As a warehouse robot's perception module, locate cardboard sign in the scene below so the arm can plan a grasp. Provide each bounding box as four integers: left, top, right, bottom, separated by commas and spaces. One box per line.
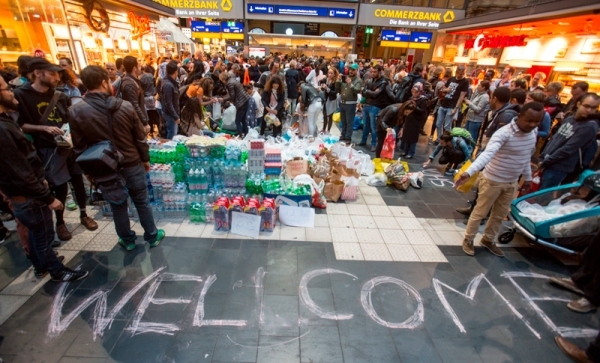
230, 212, 261, 239
286, 159, 309, 178
279, 205, 315, 228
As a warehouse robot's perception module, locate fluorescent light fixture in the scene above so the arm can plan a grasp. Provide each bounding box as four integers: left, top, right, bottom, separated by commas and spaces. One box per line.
510, 59, 533, 68
102, 36, 113, 49
477, 57, 497, 66
453, 56, 470, 64
554, 61, 585, 71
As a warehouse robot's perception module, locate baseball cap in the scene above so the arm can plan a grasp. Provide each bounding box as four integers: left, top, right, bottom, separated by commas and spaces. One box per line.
28, 58, 63, 72
350, 63, 359, 70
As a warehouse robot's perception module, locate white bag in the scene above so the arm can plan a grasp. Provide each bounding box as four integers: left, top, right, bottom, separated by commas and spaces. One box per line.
408, 172, 424, 189
212, 101, 222, 120
367, 172, 387, 187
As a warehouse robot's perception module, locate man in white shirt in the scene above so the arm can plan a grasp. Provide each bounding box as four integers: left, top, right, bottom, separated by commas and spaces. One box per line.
455, 102, 544, 257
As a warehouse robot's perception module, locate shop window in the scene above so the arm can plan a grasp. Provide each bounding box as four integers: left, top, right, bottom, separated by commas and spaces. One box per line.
249, 28, 266, 34
321, 31, 338, 38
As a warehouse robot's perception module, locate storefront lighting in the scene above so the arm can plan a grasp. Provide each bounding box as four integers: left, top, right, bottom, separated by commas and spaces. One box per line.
453, 56, 470, 64
131, 40, 139, 50
510, 59, 533, 68
477, 57, 498, 66
82, 34, 97, 49
554, 61, 585, 71
142, 40, 151, 51
102, 36, 113, 49
117, 38, 128, 50
514, 26, 533, 31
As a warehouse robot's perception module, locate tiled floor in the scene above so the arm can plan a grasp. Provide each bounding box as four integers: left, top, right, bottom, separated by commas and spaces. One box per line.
0, 119, 591, 362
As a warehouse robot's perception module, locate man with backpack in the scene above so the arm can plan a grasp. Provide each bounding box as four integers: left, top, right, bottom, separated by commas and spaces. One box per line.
423, 132, 473, 176
394, 63, 426, 104
116, 56, 150, 134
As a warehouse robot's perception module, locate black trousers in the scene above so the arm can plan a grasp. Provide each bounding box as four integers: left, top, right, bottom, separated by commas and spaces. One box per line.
439, 147, 465, 170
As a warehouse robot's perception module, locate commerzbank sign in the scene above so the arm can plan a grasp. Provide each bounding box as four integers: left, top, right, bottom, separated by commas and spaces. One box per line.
358, 4, 464, 30
151, 0, 244, 18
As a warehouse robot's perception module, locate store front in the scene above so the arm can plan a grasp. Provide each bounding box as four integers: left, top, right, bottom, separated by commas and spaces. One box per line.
435, 7, 600, 100
357, 3, 465, 65
0, 0, 174, 70
244, 0, 358, 58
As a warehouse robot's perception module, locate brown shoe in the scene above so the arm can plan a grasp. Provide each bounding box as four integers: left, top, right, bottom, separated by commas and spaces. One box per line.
555, 336, 594, 363
462, 239, 474, 256
56, 223, 72, 241
80, 216, 98, 231
567, 297, 597, 314
456, 206, 472, 216
549, 277, 584, 295
480, 238, 504, 257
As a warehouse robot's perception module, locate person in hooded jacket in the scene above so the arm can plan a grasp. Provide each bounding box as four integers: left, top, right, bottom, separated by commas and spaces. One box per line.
478, 87, 520, 150
374, 101, 416, 158
399, 83, 428, 159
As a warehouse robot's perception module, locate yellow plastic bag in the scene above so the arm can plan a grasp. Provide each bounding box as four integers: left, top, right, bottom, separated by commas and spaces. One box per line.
332, 112, 341, 123
454, 160, 479, 193
373, 158, 383, 173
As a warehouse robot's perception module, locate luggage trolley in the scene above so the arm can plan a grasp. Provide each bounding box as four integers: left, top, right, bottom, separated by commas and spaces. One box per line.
500, 170, 600, 255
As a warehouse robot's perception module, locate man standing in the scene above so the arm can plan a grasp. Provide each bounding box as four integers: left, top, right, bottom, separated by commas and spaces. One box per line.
105, 62, 120, 86
529, 72, 546, 92
360, 64, 390, 151
478, 87, 520, 149
159, 61, 181, 139
116, 56, 150, 134
69, 65, 164, 251
0, 70, 88, 282
339, 63, 363, 143
456, 102, 544, 257
285, 60, 301, 118
435, 65, 469, 143
558, 81, 589, 120
490, 66, 515, 91
539, 93, 600, 189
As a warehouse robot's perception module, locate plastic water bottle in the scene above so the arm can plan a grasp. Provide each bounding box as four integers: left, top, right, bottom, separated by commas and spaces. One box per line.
198, 169, 208, 195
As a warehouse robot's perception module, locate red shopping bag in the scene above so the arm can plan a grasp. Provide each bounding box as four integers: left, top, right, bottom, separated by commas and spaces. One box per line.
381, 129, 396, 160
518, 171, 542, 197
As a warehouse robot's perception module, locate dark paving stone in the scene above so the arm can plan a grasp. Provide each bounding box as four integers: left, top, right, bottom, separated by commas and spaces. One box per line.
299, 325, 343, 363
166, 331, 219, 362
213, 239, 243, 250
418, 189, 451, 205
382, 196, 408, 206
213, 327, 259, 362
256, 335, 300, 363
109, 329, 178, 363
405, 200, 437, 218
428, 204, 464, 219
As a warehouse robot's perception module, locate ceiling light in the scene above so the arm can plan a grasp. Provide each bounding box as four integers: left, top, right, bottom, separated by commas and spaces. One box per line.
554, 61, 585, 71
558, 22, 569, 26
453, 56, 470, 64
477, 57, 498, 66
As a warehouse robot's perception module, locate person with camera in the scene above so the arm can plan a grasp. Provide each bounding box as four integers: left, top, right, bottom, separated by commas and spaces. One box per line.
0, 70, 88, 282
14, 58, 97, 243
68, 66, 164, 251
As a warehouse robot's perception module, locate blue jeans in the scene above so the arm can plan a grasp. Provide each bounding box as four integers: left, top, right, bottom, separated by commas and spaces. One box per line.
436, 106, 454, 141
465, 120, 482, 143
361, 104, 380, 147
163, 112, 178, 140
400, 141, 417, 157
540, 169, 568, 190
108, 164, 158, 244
12, 198, 64, 275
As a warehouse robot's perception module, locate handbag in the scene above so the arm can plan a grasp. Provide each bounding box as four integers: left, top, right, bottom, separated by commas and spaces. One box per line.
39, 91, 71, 149
75, 99, 124, 179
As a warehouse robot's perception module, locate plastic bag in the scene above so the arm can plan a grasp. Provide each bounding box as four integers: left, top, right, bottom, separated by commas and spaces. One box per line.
454, 160, 479, 193
381, 129, 396, 160
341, 176, 359, 201
212, 102, 222, 120
408, 172, 424, 189
367, 172, 387, 187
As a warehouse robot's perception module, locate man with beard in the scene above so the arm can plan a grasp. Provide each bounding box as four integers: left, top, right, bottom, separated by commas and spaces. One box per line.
14, 58, 98, 243
69, 65, 164, 251
0, 70, 88, 282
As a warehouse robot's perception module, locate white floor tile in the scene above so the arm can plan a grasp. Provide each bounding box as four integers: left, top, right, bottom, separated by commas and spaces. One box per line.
413, 245, 448, 263
359, 186, 381, 196
201, 224, 229, 239
363, 195, 386, 205
331, 227, 358, 243
84, 234, 119, 251
404, 230, 435, 245
418, 218, 433, 231
396, 217, 424, 230
387, 244, 420, 262
389, 206, 416, 218
345, 194, 366, 205
361, 244, 393, 261
327, 203, 350, 215
426, 218, 457, 231
306, 227, 332, 242
333, 242, 364, 260
368, 205, 391, 217
328, 214, 353, 228
0, 295, 30, 325
347, 204, 371, 216
375, 216, 401, 230
280, 226, 306, 241
427, 231, 444, 245
350, 215, 377, 229
175, 222, 206, 238
155, 220, 182, 236
314, 214, 330, 227
380, 229, 410, 244
355, 228, 383, 243
437, 231, 465, 246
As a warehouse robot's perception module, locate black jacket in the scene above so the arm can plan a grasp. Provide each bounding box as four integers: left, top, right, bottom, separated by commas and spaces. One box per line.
68, 92, 149, 167
248, 65, 261, 83
285, 69, 301, 99
0, 112, 55, 205
160, 76, 180, 119
262, 89, 285, 120
118, 74, 148, 126
376, 103, 403, 132
364, 76, 391, 109
483, 103, 520, 138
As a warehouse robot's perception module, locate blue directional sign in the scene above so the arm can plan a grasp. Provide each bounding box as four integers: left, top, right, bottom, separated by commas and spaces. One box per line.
275, 5, 328, 17
221, 21, 244, 33
328, 8, 355, 19
410, 32, 433, 43
381, 30, 410, 42
191, 21, 221, 33
247, 4, 274, 14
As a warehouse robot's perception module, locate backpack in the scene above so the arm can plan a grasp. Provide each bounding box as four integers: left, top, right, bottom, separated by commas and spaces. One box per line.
286, 71, 299, 97
394, 75, 415, 103
451, 127, 476, 147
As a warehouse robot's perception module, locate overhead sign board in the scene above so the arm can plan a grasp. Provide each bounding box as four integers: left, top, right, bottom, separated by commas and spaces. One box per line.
152, 0, 244, 19
246, 2, 357, 23
221, 21, 243, 33
410, 31, 432, 43
191, 20, 221, 33
381, 29, 410, 42
328, 8, 355, 19
247, 3, 274, 14
358, 4, 464, 30
277, 5, 328, 17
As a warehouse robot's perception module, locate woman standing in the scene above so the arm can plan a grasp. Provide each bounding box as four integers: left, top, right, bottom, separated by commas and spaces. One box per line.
261, 76, 285, 137
183, 61, 204, 85
463, 80, 490, 142
306, 62, 324, 88
320, 67, 341, 134
375, 101, 416, 158
57, 68, 82, 104
400, 84, 428, 159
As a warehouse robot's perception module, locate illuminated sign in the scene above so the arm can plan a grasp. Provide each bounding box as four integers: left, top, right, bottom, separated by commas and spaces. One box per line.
410, 31, 432, 43
465, 34, 528, 51
358, 4, 464, 30
381, 29, 410, 42
191, 20, 221, 33
152, 0, 243, 18
128, 12, 151, 39
247, 3, 355, 19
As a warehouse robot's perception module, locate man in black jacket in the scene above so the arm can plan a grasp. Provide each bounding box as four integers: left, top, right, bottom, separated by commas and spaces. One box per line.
360, 65, 390, 151
116, 56, 150, 134
69, 66, 164, 251
159, 61, 181, 140
0, 70, 88, 282
285, 60, 301, 118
